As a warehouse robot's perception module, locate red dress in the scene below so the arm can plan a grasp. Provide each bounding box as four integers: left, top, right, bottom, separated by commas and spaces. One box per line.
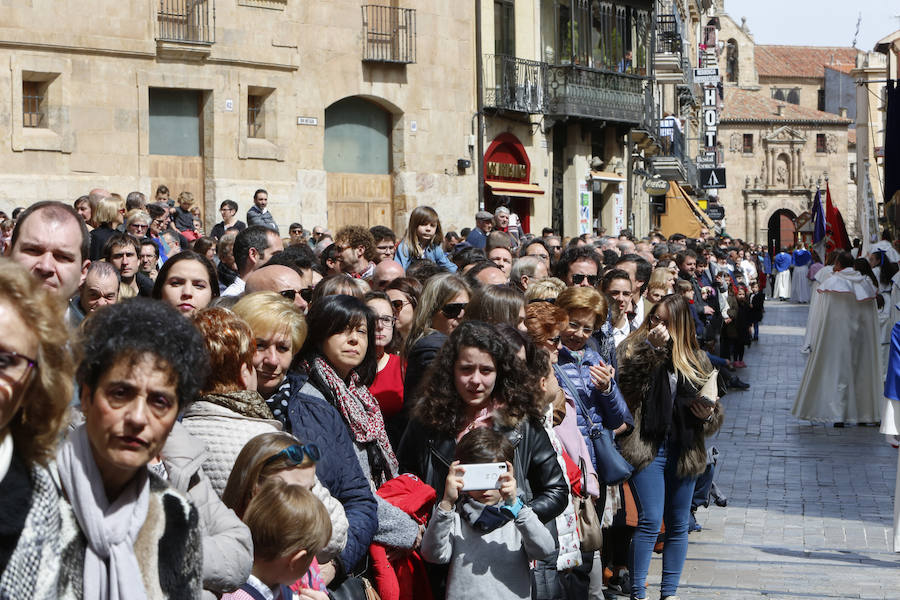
369, 353, 405, 418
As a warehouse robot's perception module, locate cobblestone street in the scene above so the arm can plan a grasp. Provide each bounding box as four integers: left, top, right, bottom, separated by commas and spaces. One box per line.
649, 301, 900, 599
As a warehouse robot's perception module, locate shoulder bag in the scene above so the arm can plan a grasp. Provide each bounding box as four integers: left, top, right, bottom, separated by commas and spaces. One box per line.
556, 365, 633, 485
573, 458, 604, 552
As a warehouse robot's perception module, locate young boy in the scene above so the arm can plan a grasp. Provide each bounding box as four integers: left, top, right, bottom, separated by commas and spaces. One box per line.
223, 479, 331, 600
174, 191, 197, 233
420, 428, 555, 600
749, 280, 765, 341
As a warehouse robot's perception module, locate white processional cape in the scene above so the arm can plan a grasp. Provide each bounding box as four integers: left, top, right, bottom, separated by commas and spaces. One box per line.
802, 265, 834, 351
792, 269, 881, 423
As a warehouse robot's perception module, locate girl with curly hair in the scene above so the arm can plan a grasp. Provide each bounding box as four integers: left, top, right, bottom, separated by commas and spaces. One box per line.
397, 320, 568, 525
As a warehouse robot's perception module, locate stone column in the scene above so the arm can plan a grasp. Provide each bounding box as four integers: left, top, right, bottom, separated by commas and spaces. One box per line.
790, 147, 797, 188
752, 199, 760, 244
744, 196, 752, 241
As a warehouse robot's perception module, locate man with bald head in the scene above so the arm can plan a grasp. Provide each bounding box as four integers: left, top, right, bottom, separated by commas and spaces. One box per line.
245, 264, 311, 313
371, 259, 404, 291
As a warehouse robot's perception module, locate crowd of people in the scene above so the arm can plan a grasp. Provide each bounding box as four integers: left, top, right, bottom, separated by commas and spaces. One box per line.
1, 187, 789, 600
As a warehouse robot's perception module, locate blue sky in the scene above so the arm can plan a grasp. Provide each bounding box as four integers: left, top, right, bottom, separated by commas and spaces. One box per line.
722, 1, 900, 50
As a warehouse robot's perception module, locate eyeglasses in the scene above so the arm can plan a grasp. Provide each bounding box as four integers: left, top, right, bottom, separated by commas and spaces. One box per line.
0, 350, 38, 381
546, 335, 561, 345
375, 315, 397, 327
263, 443, 322, 467
129, 224, 148, 230
440, 302, 467, 319
528, 297, 556, 304
280, 288, 315, 303
566, 322, 594, 335
548, 245, 561, 252
528, 252, 550, 261
571, 273, 599, 286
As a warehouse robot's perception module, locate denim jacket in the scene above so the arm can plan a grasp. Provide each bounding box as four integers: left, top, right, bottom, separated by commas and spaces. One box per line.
555, 344, 632, 469
395, 240, 458, 272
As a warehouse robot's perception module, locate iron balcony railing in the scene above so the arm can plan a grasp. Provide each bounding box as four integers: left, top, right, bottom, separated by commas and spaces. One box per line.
483, 54, 547, 113
656, 14, 682, 55
157, 0, 215, 44
362, 5, 416, 64
654, 117, 685, 161
546, 65, 646, 124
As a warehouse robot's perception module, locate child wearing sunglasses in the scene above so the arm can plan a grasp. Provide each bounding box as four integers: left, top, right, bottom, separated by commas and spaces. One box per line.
223, 432, 350, 594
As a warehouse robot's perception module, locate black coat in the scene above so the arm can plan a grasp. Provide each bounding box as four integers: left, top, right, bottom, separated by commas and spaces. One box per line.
397, 414, 568, 524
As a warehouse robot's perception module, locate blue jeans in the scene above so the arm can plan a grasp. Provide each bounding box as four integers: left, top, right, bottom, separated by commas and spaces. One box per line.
628, 442, 697, 599
706, 352, 728, 369
753, 321, 759, 339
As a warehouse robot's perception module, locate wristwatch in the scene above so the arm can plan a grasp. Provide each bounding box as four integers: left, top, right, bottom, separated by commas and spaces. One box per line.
500, 497, 525, 519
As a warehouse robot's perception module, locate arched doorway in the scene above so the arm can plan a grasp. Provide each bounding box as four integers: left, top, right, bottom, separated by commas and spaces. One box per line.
767, 208, 797, 255
324, 96, 393, 231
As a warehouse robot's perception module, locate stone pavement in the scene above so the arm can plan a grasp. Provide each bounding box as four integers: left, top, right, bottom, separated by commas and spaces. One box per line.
646, 300, 900, 599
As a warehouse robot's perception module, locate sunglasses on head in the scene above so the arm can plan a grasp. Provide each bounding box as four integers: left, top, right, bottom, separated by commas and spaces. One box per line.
263, 443, 321, 467
528, 297, 556, 304
440, 302, 467, 319
571, 273, 599, 286
280, 288, 315, 303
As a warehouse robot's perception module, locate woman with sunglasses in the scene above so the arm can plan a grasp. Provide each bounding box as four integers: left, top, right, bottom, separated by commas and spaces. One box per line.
616, 294, 723, 600
465, 284, 528, 332
291, 295, 423, 560
237, 293, 379, 583
385, 276, 422, 346
0, 262, 73, 598
223, 432, 349, 571
402, 273, 471, 407
364, 291, 406, 447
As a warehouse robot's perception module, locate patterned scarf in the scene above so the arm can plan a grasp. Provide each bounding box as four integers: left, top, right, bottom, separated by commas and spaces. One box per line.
307, 356, 399, 481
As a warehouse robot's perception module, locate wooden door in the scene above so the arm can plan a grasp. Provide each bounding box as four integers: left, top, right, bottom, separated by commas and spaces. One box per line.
327, 172, 392, 232
149, 156, 205, 223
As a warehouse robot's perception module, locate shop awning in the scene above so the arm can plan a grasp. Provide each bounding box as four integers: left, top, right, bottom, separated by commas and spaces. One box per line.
659, 181, 716, 238
589, 170, 626, 182
485, 181, 546, 198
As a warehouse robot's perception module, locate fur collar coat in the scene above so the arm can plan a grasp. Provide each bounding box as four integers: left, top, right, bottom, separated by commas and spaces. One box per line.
616, 342, 724, 478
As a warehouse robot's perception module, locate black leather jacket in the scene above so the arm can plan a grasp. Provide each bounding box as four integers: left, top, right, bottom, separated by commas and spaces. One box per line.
397, 416, 568, 523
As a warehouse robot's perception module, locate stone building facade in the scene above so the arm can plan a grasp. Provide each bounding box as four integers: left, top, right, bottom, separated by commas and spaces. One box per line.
712, 10, 857, 247
0, 1, 479, 234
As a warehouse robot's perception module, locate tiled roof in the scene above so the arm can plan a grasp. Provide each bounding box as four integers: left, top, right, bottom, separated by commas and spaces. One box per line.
720, 88, 852, 124
755, 45, 858, 79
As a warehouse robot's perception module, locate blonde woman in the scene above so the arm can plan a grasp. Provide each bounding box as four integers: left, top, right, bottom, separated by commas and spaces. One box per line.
394, 205, 457, 272
616, 294, 724, 600
523, 276, 567, 303
88, 195, 125, 261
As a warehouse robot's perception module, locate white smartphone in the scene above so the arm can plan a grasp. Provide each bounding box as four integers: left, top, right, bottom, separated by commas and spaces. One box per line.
459, 462, 508, 491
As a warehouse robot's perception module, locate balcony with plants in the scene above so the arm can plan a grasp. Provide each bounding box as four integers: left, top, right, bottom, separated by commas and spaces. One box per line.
541, 0, 651, 124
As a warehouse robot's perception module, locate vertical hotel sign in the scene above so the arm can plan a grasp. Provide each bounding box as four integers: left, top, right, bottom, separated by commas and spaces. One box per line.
694, 67, 720, 151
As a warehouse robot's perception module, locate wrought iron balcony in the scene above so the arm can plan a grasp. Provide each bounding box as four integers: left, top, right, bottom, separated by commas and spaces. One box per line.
483, 55, 547, 114
362, 5, 416, 64
157, 0, 215, 44
545, 65, 646, 124
656, 14, 682, 55
649, 117, 687, 181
